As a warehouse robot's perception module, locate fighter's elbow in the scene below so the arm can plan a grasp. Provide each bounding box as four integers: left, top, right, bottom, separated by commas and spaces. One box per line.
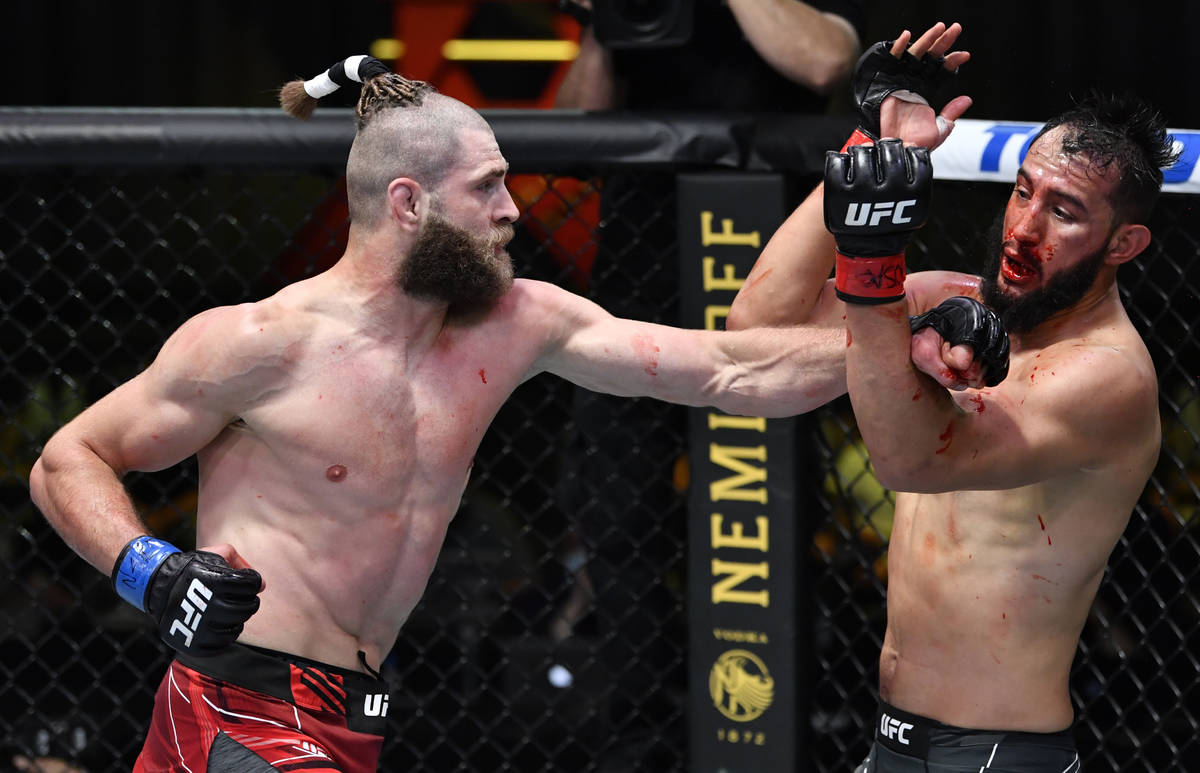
869, 461, 910, 494
30, 433, 101, 511
725, 300, 753, 331
856, 443, 916, 491
28, 455, 48, 511
870, 455, 952, 495
29, 434, 75, 513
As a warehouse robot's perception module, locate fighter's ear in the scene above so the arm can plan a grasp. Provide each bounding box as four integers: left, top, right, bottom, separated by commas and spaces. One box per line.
1104, 222, 1151, 266
387, 178, 423, 230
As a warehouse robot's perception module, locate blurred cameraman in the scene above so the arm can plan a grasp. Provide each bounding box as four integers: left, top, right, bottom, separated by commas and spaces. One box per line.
556, 0, 865, 111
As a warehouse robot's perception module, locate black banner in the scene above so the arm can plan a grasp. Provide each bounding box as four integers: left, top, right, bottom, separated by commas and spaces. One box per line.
678, 173, 800, 771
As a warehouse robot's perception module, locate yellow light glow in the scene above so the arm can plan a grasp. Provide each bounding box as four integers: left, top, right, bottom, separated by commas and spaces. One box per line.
370, 39, 406, 61
442, 39, 580, 62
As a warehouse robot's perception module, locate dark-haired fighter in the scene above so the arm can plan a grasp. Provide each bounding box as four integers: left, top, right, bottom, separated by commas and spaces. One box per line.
730, 23, 1175, 772
27, 56, 994, 772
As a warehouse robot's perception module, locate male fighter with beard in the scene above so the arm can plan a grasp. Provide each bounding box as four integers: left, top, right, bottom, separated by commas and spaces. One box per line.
730, 22, 1178, 772
26, 56, 997, 772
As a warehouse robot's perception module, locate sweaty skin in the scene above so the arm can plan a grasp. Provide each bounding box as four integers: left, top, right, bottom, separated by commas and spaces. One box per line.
31, 121, 985, 676
185, 271, 839, 672
730, 22, 1160, 735
847, 127, 1160, 732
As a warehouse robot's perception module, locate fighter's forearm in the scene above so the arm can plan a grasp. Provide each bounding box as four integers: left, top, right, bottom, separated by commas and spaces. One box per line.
727, 184, 837, 330
845, 303, 960, 491
707, 325, 847, 418
29, 438, 148, 575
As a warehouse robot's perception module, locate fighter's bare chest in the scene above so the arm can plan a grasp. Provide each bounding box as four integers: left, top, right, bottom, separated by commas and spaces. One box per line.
242, 345, 521, 495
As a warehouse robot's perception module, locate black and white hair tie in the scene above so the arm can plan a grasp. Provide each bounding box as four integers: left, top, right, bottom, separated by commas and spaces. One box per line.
302, 55, 392, 99
279, 54, 393, 120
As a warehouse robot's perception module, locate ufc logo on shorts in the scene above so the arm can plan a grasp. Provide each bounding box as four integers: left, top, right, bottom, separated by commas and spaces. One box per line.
168, 578, 212, 648
364, 693, 390, 717
880, 713, 914, 745
845, 200, 917, 227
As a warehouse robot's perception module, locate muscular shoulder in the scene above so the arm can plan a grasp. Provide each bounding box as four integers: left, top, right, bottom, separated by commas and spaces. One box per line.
1008, 337, 1159, 455
481, 278, 622, 380
150, 297, 308, 404
491, 278, 606, 334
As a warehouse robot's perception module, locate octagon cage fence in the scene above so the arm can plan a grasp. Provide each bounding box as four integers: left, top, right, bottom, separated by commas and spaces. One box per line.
0, 108, 1196, 772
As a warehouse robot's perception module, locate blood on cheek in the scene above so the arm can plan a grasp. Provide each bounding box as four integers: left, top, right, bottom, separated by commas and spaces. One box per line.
326, 464, 348, 482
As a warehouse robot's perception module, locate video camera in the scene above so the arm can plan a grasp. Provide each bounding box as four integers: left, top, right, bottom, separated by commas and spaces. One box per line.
558, 0, 694, 48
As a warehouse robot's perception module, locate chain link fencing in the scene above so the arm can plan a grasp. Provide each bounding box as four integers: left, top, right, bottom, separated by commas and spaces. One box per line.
0, 110, 1196, 771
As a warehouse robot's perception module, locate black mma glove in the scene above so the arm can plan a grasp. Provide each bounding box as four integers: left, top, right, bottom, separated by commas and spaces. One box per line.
112, 536, 262, 657
824, 138, 932, 304
910, 296, 1011, 387
845, 39, 957, 149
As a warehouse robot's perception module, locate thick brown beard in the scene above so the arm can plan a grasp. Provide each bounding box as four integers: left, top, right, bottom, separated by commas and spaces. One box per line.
399, 214, 514, 318
979, 211, 1107, 334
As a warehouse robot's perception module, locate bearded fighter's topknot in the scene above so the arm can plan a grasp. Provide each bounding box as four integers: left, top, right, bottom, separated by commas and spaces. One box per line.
279, 55, 436, 128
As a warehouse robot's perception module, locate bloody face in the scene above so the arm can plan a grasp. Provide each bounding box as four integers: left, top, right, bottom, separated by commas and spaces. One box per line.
979, 212, 1107, 334
978, 127, 1121, 334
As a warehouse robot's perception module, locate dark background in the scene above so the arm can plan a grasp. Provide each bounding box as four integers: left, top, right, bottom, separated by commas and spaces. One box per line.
2, 3, 1197, 771
3, 0, 1199, 129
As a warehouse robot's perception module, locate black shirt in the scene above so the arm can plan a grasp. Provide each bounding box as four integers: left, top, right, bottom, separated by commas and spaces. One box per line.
611, 0, 868, 113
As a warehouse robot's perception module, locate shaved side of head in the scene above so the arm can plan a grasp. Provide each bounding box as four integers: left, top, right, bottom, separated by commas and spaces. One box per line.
346, 91, 492, 230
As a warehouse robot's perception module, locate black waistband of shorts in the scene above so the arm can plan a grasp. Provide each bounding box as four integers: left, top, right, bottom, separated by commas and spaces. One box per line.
874, 699, 1076, 760
177, 643, 389, 708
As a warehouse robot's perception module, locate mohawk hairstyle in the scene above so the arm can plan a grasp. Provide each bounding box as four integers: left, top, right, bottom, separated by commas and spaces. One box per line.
1035, 90, 1181, 224
277, 55, 436, 129
281, 56, 489, 229
353, 73, 437, 130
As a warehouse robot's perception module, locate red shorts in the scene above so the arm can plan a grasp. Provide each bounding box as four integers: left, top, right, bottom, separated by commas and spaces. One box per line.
134, 644, 388, 773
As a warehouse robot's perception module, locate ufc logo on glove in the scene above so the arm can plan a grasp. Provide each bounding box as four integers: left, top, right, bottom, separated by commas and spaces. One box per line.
843, 199, 918, 227
110, 535, 262, 656
824, 139, 932, 304
169, 578, 213, 648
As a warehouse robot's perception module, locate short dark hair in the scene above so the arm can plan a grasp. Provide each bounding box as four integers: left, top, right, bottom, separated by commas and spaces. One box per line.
1034, 91, 1181, 224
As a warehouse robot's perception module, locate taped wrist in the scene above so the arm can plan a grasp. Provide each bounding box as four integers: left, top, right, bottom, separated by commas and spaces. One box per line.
835, 252, 906, 304
112, 536, 180, 611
